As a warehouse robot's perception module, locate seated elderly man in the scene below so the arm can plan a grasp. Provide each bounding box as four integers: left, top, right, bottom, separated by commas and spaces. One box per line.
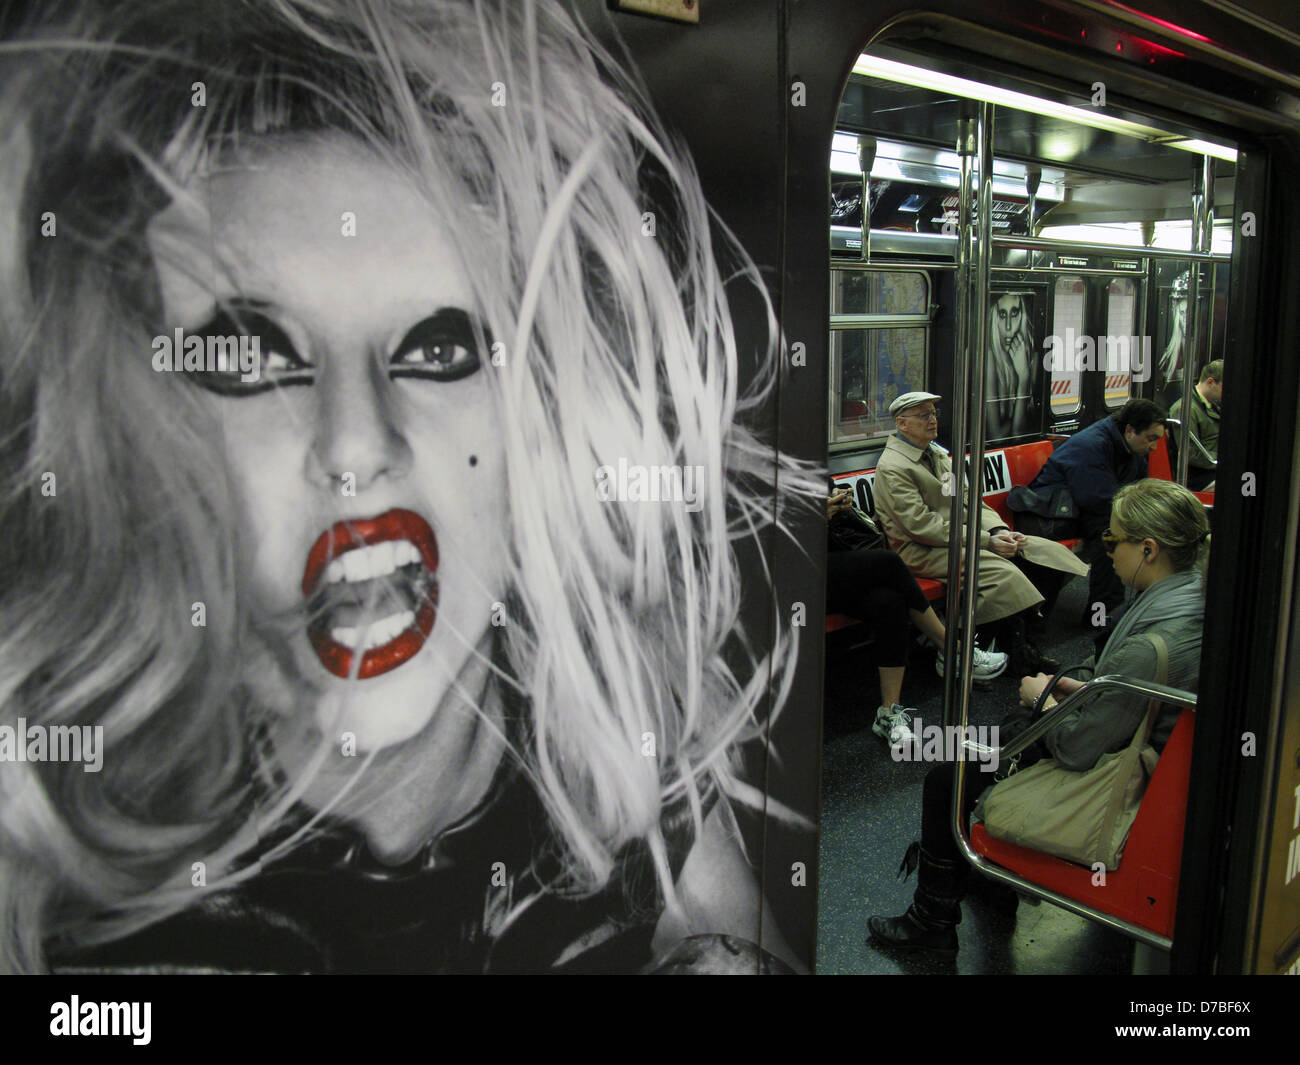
873, 392, 1087, 676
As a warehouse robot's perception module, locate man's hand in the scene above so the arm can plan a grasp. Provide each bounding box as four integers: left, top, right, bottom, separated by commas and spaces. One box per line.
989, 529, 1019, 558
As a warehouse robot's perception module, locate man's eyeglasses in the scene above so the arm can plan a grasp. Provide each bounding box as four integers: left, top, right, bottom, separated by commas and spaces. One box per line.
905, 408, 939, 422
1101, 529, 1132, 555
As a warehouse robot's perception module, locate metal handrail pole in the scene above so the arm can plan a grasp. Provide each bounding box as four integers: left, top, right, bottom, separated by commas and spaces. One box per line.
992, 232, 1229, 263
1179, 156, 1213, 484
949, 673, 1198, 952
835, 234, 1230, 266
1164, 417, 1220, 468
858, 134, 877, 263
942, 109, 978, 731
959, 674, 1200, 763
952, 101, 995, 858
951, 853, 1174, 950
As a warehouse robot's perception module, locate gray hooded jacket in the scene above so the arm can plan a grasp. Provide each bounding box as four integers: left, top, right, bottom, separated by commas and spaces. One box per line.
1045, 569, 1205, 771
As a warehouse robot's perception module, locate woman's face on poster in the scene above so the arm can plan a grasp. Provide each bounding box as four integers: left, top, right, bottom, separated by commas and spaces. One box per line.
991, 293, 1026, 352
146, 141, 509, 754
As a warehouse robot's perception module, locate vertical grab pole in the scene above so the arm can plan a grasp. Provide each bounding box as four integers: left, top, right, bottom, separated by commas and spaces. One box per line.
858, 135, 877, 262
952, 102, 995, 860
943, 108, 977, 729
1025, 166, 1041, 270
1179, 155, 1212, 485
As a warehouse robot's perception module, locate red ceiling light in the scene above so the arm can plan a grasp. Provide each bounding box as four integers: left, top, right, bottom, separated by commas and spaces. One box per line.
1133, 35, 1186, 58
1106, 2, 1212, 43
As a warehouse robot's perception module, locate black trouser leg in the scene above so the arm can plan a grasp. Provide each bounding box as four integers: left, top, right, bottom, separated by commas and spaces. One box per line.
1079, 511, 1123, 619
869, 764, 995, 947
827, 549, 929, 668
919, 763, 990, 874
913, 763, 995, 921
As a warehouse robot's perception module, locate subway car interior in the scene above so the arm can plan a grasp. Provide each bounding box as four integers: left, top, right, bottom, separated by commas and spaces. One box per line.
4, 0, 1300, 992
806, 9, 1293, 977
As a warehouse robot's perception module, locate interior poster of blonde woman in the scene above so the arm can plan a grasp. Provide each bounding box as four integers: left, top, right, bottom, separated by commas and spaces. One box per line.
1156, 269, 1191, 412
0, 0, 823, 975
985, 290, 1041, 441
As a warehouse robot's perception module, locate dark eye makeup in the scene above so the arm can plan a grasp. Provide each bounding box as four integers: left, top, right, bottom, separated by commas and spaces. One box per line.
184, 301, 312, 397
183, 303, 488, 397
388, 308, 488, 383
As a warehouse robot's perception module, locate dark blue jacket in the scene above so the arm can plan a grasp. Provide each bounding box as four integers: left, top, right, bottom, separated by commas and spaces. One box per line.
1029, 416, 1147, 515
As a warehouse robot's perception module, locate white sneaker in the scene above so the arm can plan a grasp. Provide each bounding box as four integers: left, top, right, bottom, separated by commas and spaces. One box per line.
971, 645, 1009, 679
935, 646, 1009, 680
872, 703, 917, 747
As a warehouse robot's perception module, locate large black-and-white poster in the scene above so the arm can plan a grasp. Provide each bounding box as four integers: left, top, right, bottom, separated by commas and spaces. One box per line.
0, 0, 819, 975
1156, 269, 1191, 413
985, 290, 1040, 440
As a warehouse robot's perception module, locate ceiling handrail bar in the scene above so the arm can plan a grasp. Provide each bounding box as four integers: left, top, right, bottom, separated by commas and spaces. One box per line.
994, 232, 1229, 263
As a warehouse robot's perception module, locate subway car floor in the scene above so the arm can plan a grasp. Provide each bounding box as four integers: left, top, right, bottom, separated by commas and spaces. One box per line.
817, 574, 1142, 975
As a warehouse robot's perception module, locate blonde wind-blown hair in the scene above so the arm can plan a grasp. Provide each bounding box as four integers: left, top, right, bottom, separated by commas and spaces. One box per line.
1111, 479, 1211, 579
0, 0, 818, 971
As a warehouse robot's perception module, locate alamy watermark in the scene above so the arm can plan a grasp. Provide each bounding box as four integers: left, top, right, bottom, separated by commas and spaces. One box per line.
152, 328, 262, 383
595, 458, 705, 513
0, 718, 103, 772
891, 718, 1000, 773
1042, 329, 1152, 383
50, 997, 150, 1045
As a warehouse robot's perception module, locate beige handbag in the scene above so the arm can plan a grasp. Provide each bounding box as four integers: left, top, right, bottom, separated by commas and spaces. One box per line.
978, 633, 1168, 871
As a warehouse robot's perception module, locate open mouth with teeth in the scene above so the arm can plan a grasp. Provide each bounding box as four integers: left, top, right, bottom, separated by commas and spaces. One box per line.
300, 508, 439, 680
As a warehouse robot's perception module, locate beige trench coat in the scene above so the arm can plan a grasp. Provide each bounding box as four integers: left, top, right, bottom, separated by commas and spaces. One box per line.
872, 434, 1087, 625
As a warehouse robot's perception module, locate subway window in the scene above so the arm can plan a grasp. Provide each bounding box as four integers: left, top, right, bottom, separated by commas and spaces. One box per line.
831, 268, 927, 315
829, 269, 930, 446
1049, 275, 1084, 418
1104, 277, 1137, 410
830, 326, 928, 443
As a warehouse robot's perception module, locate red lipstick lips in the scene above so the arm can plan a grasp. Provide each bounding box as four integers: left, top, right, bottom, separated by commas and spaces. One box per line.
302, 508, 439, 680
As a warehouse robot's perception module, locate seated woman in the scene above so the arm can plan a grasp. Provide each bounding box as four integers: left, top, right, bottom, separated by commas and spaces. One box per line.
826, 485, 1007, 745
872, 393, 1088, 677
866, 478, 1208, 952
0, 0, 821, 973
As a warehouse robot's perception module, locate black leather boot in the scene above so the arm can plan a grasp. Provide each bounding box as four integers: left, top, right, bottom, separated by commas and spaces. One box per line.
867, 842, 964, 954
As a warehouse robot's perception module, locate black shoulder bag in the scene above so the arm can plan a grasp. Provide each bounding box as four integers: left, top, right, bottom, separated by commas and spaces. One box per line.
1007, 484, 1081, 540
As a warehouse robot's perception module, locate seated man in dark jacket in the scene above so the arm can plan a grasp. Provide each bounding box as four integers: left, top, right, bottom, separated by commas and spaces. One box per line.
1028, 398, 1166, 624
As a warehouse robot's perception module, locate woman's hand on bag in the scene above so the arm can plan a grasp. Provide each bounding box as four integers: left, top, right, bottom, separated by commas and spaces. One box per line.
1018, 672, 1054, 708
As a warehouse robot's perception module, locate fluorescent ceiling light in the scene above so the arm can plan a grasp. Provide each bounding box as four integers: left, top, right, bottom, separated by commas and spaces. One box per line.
853, 55, 1237, 163
1040, 219, 1233, 255
1157, 138, 1238, 162
829, 134, 1066, 200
